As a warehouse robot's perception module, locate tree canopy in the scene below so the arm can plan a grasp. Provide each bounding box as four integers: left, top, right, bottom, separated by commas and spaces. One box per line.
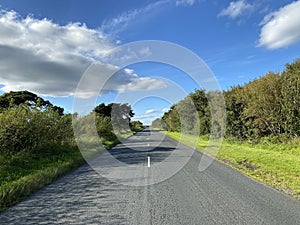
0, 90, 64, 116
94, 102, 135, 133
154, 59, 300, 141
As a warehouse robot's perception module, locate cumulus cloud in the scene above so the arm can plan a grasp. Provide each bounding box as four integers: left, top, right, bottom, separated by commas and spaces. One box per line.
258, 1, 300, 49
218, 0, 253, 19
0, 10, 167, 97
133, 108, 168, 121
73, 63, 167, 98
116, 69, 167, 93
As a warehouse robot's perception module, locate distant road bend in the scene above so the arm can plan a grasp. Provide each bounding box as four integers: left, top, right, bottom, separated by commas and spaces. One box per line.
1, 129, 300, 224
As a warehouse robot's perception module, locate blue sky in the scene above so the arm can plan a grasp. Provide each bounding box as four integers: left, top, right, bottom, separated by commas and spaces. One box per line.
0, 0, 300, 124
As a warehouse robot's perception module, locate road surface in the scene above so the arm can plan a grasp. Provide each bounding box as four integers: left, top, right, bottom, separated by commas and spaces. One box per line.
1, 129, 300, 224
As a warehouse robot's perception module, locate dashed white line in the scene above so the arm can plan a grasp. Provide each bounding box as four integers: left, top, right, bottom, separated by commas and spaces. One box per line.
148, 156, 150, 168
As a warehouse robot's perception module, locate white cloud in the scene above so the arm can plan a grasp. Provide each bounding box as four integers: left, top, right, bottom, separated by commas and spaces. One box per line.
258, 1, 300, 49
101, 0, 201, 36
133, 107, 168, 121
176, 0, 196, 6
119, 77, 167, 93
101, 0, 203, 35
116, 69, 167, 93
0, 10, 167, 97
133, 114, 152, 120
101, 0, 169, 35
218, 0, 253, 19
146, 109, 156, 114
145, 108, 168, 114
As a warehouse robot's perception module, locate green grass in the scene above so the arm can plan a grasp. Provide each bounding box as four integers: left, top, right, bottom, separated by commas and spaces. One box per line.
0, 143, 85, 212
163, 131, 300, 200
0, 129, 140, 212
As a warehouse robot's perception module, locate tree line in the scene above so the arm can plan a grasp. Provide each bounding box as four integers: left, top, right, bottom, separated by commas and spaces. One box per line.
153, 59, 300, 142
0, 91, 143, 154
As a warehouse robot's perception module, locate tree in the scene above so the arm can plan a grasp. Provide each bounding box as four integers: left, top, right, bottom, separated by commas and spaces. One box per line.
162, 105, 181, 132
207, 91, 226, 138
130, 120, 144, 132
152, 118, 164, 130
111, 103, 134, 133
158, 59, 300, 142
0, 105, 71, 153
94, 103, 135, 133
224, 85, 247, 139
94, 103, 111, 117
280, 59, 300, 137
0, 90, 64, 116
189, 89, 211, 135
242, 72, 283, 137
176, 96, 199, 134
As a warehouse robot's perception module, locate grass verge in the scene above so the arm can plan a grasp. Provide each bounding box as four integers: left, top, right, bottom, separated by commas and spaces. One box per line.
163, 131, 300, 200
0, 130, 140, 212
0, 143, 85, 212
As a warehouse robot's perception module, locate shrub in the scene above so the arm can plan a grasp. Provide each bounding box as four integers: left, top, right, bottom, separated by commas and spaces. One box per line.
0, 105, 73, 154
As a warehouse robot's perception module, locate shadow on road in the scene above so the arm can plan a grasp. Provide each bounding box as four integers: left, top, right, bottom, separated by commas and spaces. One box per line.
109, 146, 175, 165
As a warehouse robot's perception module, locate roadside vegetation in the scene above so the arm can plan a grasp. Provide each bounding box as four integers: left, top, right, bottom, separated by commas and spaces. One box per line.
0, 91, 143, 211
163, 132, 300, 199
153, 59, 300, 199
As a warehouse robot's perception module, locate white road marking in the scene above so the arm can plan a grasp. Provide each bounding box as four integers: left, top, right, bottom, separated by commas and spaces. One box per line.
148, 156, 150, 168
147, 143, 150, 147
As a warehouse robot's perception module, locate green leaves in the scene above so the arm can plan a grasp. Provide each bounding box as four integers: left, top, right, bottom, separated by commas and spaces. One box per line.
159, 59, 300, 141
0, 90, 64, 115
226, 60, 300, 139
280, 59, 300, 137
161, 89, 210, 135
94, 103, 135, 133
0, 104, 73, 154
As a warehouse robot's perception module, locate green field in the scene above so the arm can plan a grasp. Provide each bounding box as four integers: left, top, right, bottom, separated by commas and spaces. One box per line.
163, 131, 300, 199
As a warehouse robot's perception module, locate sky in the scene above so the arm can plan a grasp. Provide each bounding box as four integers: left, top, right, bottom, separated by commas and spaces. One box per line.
0, 0, 300, 124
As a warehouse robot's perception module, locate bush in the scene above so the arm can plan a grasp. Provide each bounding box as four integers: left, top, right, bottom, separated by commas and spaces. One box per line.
0, 105, 73, 154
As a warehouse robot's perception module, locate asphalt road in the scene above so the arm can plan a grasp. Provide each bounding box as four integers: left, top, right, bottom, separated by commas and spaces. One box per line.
1, 129, 300, 224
